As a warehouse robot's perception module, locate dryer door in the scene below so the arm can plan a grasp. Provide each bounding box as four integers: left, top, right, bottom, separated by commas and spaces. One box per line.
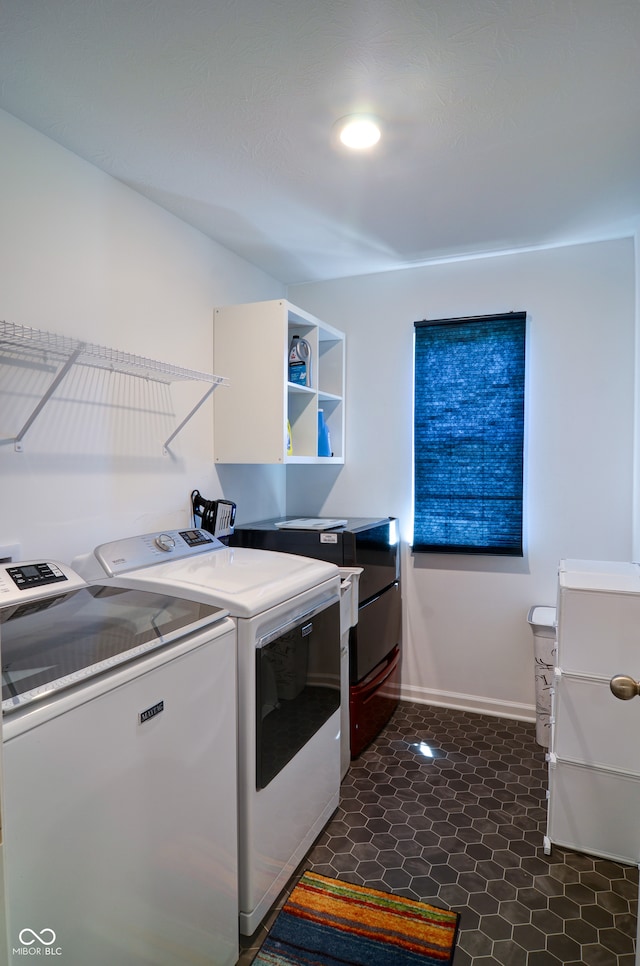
256, 596, 340, 789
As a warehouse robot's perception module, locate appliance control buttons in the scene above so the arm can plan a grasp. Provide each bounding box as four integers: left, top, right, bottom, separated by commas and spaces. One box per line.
154, 533, 176, 553
179, 529, 215, 547
6, 563, 68, 589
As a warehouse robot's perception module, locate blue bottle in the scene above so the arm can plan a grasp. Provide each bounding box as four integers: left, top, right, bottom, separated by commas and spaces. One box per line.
317, 409, 331, 457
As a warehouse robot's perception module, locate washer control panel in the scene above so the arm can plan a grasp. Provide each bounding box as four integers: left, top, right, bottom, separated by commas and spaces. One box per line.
0, 560, 86, 604
7, 562, 67, 589
91, 529, 224, 577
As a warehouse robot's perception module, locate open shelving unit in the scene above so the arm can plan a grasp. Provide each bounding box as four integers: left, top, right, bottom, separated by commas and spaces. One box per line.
213, 299, 345, 464
0, 321, 228, 453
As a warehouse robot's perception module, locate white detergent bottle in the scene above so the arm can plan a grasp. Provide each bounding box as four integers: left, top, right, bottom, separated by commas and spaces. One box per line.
288, 335, 312, 387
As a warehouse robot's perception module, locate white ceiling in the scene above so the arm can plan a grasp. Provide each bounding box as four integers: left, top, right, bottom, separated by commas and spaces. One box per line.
2, 0, 640, 285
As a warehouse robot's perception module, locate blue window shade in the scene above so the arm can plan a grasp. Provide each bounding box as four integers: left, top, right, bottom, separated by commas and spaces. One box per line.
413, 312, 526, 555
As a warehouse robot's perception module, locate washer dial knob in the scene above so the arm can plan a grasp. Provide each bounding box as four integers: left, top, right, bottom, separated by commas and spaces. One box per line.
154, 533, 176, 552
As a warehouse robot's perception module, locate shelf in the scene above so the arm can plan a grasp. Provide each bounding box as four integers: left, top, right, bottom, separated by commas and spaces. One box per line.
287, 381, 316, 396
285, 455, 343, 465
0, 320, 229, 453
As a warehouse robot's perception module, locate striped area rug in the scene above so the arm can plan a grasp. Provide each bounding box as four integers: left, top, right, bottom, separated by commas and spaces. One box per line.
253, 871, 459, 966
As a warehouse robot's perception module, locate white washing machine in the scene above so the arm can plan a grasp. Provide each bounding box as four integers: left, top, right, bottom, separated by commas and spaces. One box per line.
0, 558, 238, 966
73, 527, 342, 936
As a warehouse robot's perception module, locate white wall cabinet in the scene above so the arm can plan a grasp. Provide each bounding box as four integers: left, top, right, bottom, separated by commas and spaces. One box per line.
213, 299, 345, 464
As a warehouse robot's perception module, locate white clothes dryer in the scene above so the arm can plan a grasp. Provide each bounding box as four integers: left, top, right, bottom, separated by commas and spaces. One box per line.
74, 527, 342, 936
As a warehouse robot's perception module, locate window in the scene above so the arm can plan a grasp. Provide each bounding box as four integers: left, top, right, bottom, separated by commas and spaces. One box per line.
413, 312, 526, 555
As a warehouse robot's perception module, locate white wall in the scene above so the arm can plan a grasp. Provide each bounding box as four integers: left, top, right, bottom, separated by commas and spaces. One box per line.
2, 109, 636, 722
0, 109, 286, 563
633, 227, 640, 561
290, 238, 636, 719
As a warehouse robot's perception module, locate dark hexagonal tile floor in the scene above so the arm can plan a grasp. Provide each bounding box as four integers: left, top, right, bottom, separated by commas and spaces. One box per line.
238, 701, 638, 965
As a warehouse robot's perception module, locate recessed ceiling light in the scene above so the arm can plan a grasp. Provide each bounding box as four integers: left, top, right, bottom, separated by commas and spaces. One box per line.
334, 114, 381, 150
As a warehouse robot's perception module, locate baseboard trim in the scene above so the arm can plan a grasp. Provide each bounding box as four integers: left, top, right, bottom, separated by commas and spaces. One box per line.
399, 683, 536, 724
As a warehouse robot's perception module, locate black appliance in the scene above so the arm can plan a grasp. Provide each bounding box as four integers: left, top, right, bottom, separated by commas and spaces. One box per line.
231, 516, 401, 757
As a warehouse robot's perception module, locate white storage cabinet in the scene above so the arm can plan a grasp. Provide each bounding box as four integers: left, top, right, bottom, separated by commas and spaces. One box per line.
213, 299, 345, 464
546, 559, 640, 865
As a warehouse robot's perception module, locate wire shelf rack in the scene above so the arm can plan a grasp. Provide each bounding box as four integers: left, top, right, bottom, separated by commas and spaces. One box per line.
0, 320, 229, 452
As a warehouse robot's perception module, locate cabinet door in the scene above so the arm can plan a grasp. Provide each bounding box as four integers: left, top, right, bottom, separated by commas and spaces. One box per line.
548, 758, 640, 864
214, 301, 288, 463
553, 673, 640, 773
557, 588, 640, 675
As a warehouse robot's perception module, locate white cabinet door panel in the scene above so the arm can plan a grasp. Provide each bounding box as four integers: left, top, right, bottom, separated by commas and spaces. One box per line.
553, 673, 640, 774
548, 759, 640, 865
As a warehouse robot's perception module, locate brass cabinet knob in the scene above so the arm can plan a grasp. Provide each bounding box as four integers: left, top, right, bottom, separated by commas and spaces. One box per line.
610, 674, 640, 700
